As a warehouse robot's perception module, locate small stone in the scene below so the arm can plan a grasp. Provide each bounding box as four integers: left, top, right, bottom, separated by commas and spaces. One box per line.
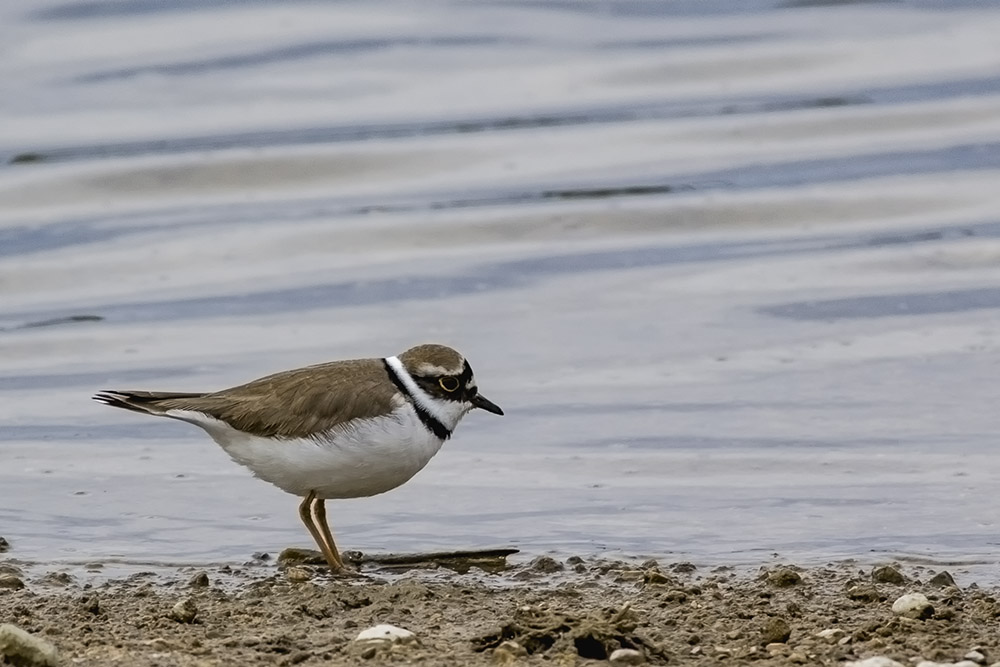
846, 658, 905, 667
0, 537, 9, 553
671, 562, 697, 574
286, 567, 312, 583
891, 593, 934, 620
0, 574, 25, 590
872, 565, 905, 585
80, 595, 100, 615
816, 628, 846, 644
0, 623, 60, 667
494, 640, 529, 663
767, 568, 802, 587
170, 596, 198, 623
188, 572, 210, 588
663, 589, 687, 602
965, 650, 987, 665
39, 572, 73, 587
354, 624, 415, 644
277, 547, 326, 566
643, 569, 671, 585
766, 642, 789, 656
252, 551, 271, 561
847, 583, 882, 603
360, 645, 377, 659
527, 556, 563, 573
609, 647, 646, 665
761, 617, 791, 644
284, 650, 312, 665
142, 638, 172, 651
928, 571, 957, 588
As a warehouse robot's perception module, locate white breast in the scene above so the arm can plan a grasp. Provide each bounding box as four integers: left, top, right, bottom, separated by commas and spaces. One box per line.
165, 404, 448, 499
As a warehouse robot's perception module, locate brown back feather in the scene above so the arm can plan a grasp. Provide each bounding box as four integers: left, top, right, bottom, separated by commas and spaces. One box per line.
106, 359, 400, 439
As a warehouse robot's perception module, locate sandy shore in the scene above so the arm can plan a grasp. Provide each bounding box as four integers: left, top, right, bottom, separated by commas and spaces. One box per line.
1, 550, 997, 666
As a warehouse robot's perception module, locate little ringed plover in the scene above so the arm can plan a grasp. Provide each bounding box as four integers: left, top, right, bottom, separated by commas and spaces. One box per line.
93, 343, 503, 571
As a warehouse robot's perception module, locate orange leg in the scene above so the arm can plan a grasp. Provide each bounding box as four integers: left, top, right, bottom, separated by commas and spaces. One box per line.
311, 495, 345, 570
298, 491, 342, 571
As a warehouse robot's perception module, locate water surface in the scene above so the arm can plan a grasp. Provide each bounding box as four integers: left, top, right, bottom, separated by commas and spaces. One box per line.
2, 0, 1000, 581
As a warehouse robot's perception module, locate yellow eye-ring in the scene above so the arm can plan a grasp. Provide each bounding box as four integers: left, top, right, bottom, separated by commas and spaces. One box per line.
439, 377, 460, 392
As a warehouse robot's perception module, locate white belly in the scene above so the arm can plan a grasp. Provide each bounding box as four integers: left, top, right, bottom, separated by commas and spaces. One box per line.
167, 405, 446, 499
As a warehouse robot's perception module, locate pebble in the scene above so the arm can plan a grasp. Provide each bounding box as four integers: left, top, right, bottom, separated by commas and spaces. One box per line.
39, 572, 73, 587
354, 624, 415, 644
892, 593, 934, 620
965, 650, 987, 665
929, 571, 957, 588
527, 556, 563, 573
188, 572, 210, 588
494, 640, 528, 662
609, 648, 645, 665
872, 565, 905, 585
285, 567, 312, 583
767, 568, 802, 587
0, 574, 25, 590
846, 658, 905, 667
170, 596, 198, 623
277, 547, 326, 566
816, 628, 846, 644
766, 643, 789, 656
643, 569, 671, 585
847, 584, 882, 603
761, 617, 791, 644
0, 536, 9, 553
79, 595, 100, 615
0, 623, 60, 667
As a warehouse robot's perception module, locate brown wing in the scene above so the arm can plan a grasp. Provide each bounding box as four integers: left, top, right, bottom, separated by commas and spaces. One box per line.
96, 358, 401, 439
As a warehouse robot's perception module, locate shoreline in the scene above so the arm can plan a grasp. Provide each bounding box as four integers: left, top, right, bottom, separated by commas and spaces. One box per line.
2, 552, 998, 666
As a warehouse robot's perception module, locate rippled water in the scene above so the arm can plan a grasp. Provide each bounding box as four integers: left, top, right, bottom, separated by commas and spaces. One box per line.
3, 0, 1000, 578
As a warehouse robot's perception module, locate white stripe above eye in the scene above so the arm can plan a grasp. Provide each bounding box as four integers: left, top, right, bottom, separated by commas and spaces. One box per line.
384, 355, 451, 426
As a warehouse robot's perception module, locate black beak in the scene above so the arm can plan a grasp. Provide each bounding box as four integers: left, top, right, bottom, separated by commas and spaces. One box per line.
471, 393, 504, 415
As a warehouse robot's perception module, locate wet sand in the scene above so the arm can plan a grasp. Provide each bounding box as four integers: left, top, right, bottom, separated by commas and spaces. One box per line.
2, 553, 997, 666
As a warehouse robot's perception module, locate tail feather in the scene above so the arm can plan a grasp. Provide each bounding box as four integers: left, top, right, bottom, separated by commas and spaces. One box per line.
93, 390, 206, 416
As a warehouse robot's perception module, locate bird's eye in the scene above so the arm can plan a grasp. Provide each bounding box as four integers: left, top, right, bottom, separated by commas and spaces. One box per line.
439, 377, 460, 392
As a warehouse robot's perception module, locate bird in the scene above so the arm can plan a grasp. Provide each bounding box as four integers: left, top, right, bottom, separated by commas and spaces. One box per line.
93, 343, 503, 572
